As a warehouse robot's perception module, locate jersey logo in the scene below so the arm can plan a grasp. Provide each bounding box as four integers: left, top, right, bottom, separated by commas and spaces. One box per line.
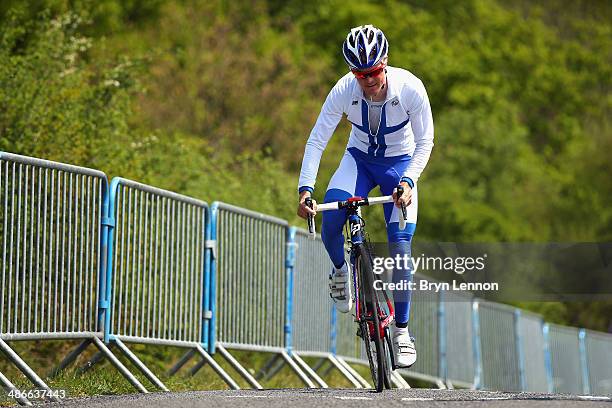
348, 100, 410, 157
392, 99, 399, 106
351, 223, 361, 236
352, 100, 358, 105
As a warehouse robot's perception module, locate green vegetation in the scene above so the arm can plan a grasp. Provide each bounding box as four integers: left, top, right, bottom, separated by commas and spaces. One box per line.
0, 0, 610, 397
2, 0, 609, 241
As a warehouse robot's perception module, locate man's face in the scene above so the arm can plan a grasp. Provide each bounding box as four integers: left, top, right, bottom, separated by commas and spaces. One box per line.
353, 63, 386, 99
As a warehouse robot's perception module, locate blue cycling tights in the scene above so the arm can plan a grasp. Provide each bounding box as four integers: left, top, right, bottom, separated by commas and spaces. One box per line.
321, 148, 417, 325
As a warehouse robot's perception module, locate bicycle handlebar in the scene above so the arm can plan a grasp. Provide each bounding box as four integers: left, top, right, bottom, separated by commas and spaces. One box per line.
315, 195, 394, 211
306, 186, 407, 239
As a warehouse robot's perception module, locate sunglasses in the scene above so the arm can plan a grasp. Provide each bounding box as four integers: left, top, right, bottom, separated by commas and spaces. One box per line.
352, 65, 385, 79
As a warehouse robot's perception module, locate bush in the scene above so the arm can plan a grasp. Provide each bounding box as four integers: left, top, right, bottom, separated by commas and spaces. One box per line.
0, 11, 143, 177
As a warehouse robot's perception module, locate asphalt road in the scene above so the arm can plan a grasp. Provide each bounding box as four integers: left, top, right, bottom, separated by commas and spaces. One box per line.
40, 389, 612, 407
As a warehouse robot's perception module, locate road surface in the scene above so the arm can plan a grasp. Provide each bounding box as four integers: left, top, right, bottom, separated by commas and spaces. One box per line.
39, 388, 612, 407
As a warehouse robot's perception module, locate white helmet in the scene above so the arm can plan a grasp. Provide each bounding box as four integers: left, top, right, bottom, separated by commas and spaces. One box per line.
342, 24, 388, 71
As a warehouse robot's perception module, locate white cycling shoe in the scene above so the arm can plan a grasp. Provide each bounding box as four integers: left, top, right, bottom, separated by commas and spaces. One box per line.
392, 325, 417, 368
329, 262, 353, 313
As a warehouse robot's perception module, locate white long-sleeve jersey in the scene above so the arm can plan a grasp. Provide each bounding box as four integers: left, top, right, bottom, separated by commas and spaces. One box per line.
298, 66, 434, 192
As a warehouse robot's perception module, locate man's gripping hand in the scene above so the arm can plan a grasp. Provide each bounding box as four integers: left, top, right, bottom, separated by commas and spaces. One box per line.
392, 181, 412, 208
297, 191, 317, 219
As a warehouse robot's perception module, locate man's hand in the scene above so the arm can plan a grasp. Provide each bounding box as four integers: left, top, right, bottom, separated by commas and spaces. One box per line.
297, 191, 317, 219
392, 181, 412, 208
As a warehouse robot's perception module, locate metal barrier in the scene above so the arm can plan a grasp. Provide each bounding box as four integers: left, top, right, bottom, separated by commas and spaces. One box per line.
0, 153, 106, 340
584, 329, 612, 395
211, 202, 288, 352
0, 153, 146, 405
334, 306, 360, 359
105, 178, 243, 391
477, 301, 521, 391
443, 291, 475, 388
286, 228, 360, 389
291, 229, 332, 354
209, 202, 314, 388
108, 178, 208, 346
407, 276, 441, 383
547, 323, 585, 394
517, 311, 548, 392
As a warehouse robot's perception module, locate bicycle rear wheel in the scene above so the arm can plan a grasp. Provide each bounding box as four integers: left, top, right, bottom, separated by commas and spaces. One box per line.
356, 244, 386, 392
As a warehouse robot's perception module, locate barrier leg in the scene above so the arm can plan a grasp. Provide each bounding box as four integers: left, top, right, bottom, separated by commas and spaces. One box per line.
216, 345, 263, 389
321, 360, 335, 378
256, 354, 282, 381
327, 355, 362, 389
265, 355, 287, 382
76, 342, 111, 376
188, 358, 207, 377
312, 357, 327, 373
292, 353, 328, 388
91, 337, 148, 393
391, 371, 411, 389
113, 339, 169, 391
0, 339, 60, 402
335, 356, 371, 388
75, 350, 105, 375
194, 345, 240, 390
0, 370, 32, 406
167, 349, 196, 377
281, 351, 316, 388
47, 339, 92, 379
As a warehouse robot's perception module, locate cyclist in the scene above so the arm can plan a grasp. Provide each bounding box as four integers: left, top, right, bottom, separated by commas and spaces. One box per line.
296, 25, 434, 368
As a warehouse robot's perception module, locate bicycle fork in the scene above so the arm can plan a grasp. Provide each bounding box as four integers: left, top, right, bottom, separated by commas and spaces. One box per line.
348, 211, 363, 323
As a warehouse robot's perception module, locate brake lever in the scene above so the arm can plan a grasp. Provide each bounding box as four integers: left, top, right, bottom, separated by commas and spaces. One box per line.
305, 197, 316, 239
395, 185, 407, 231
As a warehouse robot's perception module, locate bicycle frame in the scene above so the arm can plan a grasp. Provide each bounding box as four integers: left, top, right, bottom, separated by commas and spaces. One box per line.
305, 190, 408, 389
344, 203, 395, 338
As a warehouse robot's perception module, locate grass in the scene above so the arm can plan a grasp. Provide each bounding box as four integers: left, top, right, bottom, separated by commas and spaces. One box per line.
0, 339, 411, 406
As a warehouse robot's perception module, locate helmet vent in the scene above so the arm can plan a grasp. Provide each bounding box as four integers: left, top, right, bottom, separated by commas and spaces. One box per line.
342, 24, 388, 70
358, 44, 367, 64
368, 46, 378, 62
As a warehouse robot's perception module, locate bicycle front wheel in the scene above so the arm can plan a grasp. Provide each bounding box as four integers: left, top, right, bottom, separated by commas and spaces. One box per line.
356, 244, 386, 392
383, 327, 393, 389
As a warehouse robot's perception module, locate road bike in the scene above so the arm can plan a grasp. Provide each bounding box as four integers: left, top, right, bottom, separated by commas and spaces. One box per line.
305, 186, 408, 392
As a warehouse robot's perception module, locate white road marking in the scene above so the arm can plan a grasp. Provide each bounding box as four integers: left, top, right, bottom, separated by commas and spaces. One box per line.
577, 396, 611, 401
334, 396, 373, 400
401, 398, 435, 401
479, 397, 511, 400
221, 392, 612, 403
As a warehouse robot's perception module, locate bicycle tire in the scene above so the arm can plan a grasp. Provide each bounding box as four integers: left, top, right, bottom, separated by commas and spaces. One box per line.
356, 244, 386, 392
383, 328, 393, 389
